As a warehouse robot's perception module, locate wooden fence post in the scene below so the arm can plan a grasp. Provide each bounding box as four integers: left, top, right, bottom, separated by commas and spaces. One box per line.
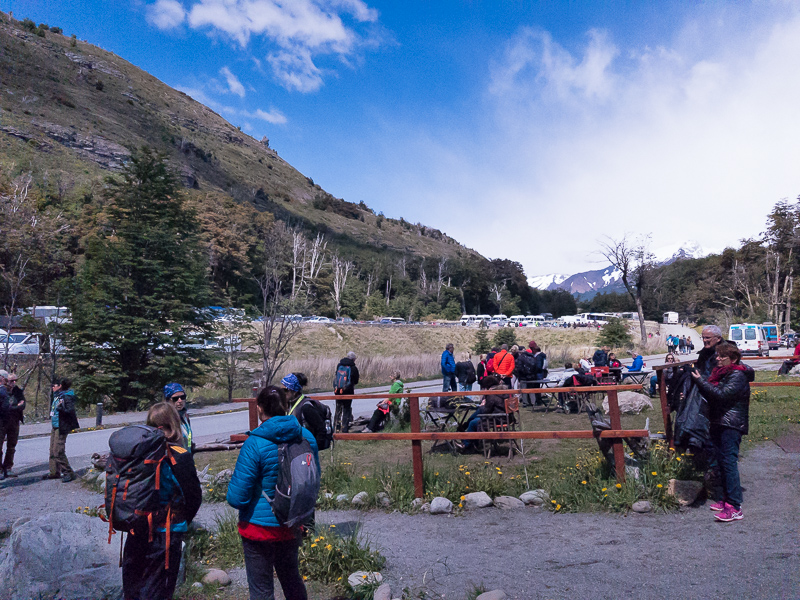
607, 389, 626, 483
408, 396, 425, 498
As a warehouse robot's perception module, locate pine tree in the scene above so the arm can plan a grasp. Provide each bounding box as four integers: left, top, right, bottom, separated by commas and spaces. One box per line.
493, 327, 517, 348
473, 323, 492, 354
69, 148, 211, 410
597, 318, 633, 348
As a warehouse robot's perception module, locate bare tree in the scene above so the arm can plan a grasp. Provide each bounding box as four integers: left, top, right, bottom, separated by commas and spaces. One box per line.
436, 257, 447, 302
330, 253, 353, 319
211, 310, 252, 403
599, 235, 653, 345
254, 224, 299, 387
489, 282, 505, 313
304, 233, 327, 304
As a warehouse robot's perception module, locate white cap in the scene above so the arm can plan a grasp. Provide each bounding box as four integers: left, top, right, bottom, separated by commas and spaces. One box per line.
0, 370, 8, 379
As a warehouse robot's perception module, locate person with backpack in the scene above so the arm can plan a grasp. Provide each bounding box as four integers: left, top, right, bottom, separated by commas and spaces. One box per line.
333, 352, 359, 433
115, 402, 202, 600
163, 383, 194, 453
227, 386, 319, 600
285, 373, 333, 450
455, 352, 477, 395
364, 371, 404, 433
44, 378, 79, 482
492, 344, 515, 387
0, 371, 25, 479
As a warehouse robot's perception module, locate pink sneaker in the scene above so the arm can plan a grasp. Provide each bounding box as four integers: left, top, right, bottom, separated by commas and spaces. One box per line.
714, 505, 744, 522
709, 500, 727, 512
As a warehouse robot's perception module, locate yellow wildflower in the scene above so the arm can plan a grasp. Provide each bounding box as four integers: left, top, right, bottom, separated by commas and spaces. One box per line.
657, 484, 663, 488
556, 504, 561, 510
311, 543, 317, 548
581, 481, 587, 485
615, 483, 622, 489
651, 472, 657, 476
676, 457, 681, 461
325, 544, 333, 550
601, 488, 607, 492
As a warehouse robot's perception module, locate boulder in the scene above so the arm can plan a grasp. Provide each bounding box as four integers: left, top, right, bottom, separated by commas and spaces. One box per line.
192, 582, 202, 588
0, 512, 123, 600
631, 500, 652, 513
626, 465, 641, 481
463, 491, 493, 509
493, 496, 525, 510
519, 489, 549, 505
411, 498, 423, 510
602, 391, 653, 415
376, 492, 391, 508
476, 590, 508, 600
324, 492, 333, 500
351, 492, 369, 506
335, 494, 350, 504
213, 469, 233, 484
420, 503, 431, 513
348, 571, 382, 588
668, 479, 704, 506
201, 569, 231, 586
374, 583, 392, 600
790, 364, 800, 376
11, 517, 30, 531
429, 497, 453, 515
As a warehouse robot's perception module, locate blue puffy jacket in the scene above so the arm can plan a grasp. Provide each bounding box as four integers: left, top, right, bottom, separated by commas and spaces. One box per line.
628, 355, 644, 372
226, 415, 319, 527
441, 350, 456, 376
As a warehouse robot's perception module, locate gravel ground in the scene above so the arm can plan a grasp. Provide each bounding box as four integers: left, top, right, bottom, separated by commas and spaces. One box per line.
2, 443, 797, 600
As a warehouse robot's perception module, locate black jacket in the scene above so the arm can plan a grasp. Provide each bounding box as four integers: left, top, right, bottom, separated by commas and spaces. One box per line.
455, 361, 476, 385
695, 343, 722, 379
335, 357, 360, 395
695, 367, 753, 434
56, 390, 80, 435
9, 386, 25, 424
592, 349, 608, 367
169, 443, 202, 524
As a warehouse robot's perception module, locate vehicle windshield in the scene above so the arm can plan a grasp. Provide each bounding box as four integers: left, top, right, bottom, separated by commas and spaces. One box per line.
0, 334, 27, 343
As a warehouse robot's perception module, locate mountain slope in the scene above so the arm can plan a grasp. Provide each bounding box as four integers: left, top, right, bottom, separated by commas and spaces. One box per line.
0, 13, 482, 264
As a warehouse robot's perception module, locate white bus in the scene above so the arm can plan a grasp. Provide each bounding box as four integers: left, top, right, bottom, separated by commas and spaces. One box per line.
663, 311, 679, 324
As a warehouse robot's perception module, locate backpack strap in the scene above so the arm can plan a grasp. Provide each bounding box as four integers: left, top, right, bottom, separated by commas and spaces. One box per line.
107, 474, 119, 544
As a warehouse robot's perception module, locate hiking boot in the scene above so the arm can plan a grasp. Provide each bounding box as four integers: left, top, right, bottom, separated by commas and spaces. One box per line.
4, 469, 17, 478
714, 505, 744, 522
42, 473, 61, 480
709, 500, 727, 512
61, 472, 76, 483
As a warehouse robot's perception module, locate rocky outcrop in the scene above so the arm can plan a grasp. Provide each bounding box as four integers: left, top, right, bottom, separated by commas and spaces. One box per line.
29, 119, 130, 170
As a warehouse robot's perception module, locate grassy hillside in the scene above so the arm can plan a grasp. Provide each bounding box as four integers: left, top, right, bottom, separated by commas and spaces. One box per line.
0, 12, 481, 264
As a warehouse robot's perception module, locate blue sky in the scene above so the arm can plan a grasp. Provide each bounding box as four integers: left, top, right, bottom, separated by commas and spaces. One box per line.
6, 0, 800, 278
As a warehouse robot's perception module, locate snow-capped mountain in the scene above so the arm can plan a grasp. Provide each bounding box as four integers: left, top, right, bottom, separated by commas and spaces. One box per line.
528, 273, 571, 290
529, 241, 711, 296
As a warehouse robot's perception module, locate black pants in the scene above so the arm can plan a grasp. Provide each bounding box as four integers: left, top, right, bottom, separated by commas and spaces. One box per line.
368, 409, 388, 432
122, 530, 184, 600
1, 418, 20, 470
335, 398, 352, 433
242, 536, 307, 600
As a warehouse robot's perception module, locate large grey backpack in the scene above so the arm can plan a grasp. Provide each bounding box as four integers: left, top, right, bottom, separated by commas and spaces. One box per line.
263, 436, 320, 528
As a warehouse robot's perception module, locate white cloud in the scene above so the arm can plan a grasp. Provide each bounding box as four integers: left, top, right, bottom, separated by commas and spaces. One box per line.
175, 85, 236, 115
176, 0, 379, 91
252, 108, 287, 124
146, 0, 187, 30
219, 66, 246, 97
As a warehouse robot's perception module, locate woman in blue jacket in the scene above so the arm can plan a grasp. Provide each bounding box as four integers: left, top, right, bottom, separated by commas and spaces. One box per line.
227, 386, 319, 600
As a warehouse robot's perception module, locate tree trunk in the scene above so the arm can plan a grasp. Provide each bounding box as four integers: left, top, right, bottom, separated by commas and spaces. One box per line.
635, 294, 647, 345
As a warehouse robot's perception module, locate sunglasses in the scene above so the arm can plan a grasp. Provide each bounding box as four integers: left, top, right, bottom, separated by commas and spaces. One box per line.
171, 394, 187, 401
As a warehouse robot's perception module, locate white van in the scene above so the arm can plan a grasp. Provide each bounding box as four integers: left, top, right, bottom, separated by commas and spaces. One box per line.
508, 315, 526, 327
460, 314, 476, 326
663, 311, 679, 324
475, 314, 492, 324
729, 323, 768, 357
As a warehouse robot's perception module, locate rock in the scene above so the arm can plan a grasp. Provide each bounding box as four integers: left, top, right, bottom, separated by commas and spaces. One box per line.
476, 590, 508, 600
12, 517, 30, 531
192, 582, 203, 588
429, 497, 453, 515
631, 500, 652, 513
324, 492, 333, 500
196, 464, 211, 483
626, 465, 641, 480
201, 569, 231, 586
420, 503, 431, 513
668, 479, 704, 506
0, 512, 123, 600
494, 496, 525, 510
374, 583, 392, 600
520, 489, 550, 505
411, 497, 423, 509
602, 391, 653, 415
790, 364, 800, 376
91, 452, 109, 471
213, 469, 233, 484
335, 494, 350, 504
376, 492, 391, 507
347, 571, 382, 588
463, 491, 493, 509
352, 492, 369, 506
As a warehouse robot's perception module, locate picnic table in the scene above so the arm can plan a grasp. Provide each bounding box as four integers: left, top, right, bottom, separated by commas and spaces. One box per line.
423, 400, 479, 453
520, 379, 561, 412
620, 370, 653, 389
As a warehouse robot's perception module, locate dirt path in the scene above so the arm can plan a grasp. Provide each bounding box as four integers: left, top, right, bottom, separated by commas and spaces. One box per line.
2, 443, 796, 599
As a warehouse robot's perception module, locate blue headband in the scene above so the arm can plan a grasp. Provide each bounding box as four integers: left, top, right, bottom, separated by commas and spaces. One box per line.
281, 374, 302, 392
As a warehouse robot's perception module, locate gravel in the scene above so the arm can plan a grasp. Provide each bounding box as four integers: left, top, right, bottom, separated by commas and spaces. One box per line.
3, 444, 797, 600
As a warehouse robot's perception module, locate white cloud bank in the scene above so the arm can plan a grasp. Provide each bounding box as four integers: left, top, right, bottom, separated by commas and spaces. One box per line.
219, 66, 246, 97
421, 5, 800, 275
147, 0, 379, 92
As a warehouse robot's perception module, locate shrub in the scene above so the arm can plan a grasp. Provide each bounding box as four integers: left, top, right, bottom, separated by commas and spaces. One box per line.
597, 318, 633, 348
299, 523, 385, 588
473, 324, 491, 354
22, 18, 36, 32
70, 34, 77, 47
492, 327, 517, 348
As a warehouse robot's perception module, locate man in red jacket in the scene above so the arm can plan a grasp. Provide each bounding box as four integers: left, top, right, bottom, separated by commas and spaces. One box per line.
492, 344, 515, 387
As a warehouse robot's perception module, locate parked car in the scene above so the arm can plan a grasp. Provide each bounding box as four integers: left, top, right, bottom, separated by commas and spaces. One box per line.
781, 332, 797, 348
380, 317, 406, 325
335, 317, 354, 324
0, 333, 40, 354
488, 318, 508, 327
306, 316, 334, 324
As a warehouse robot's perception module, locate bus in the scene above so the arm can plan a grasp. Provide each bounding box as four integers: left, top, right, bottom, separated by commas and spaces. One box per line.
760, 323, 779, 350
663, 312, 679, 324
729, 323, 768, 357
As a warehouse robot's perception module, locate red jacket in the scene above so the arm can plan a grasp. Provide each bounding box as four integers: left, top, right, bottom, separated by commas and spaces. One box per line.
493, 349, 515, 377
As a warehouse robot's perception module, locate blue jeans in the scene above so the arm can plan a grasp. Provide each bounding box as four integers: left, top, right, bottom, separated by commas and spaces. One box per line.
708, 425, 743, 509
458, 381, 472, 401
442, 374, 456, 392
462, 408, 484, 449
649, 375, 658, 396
